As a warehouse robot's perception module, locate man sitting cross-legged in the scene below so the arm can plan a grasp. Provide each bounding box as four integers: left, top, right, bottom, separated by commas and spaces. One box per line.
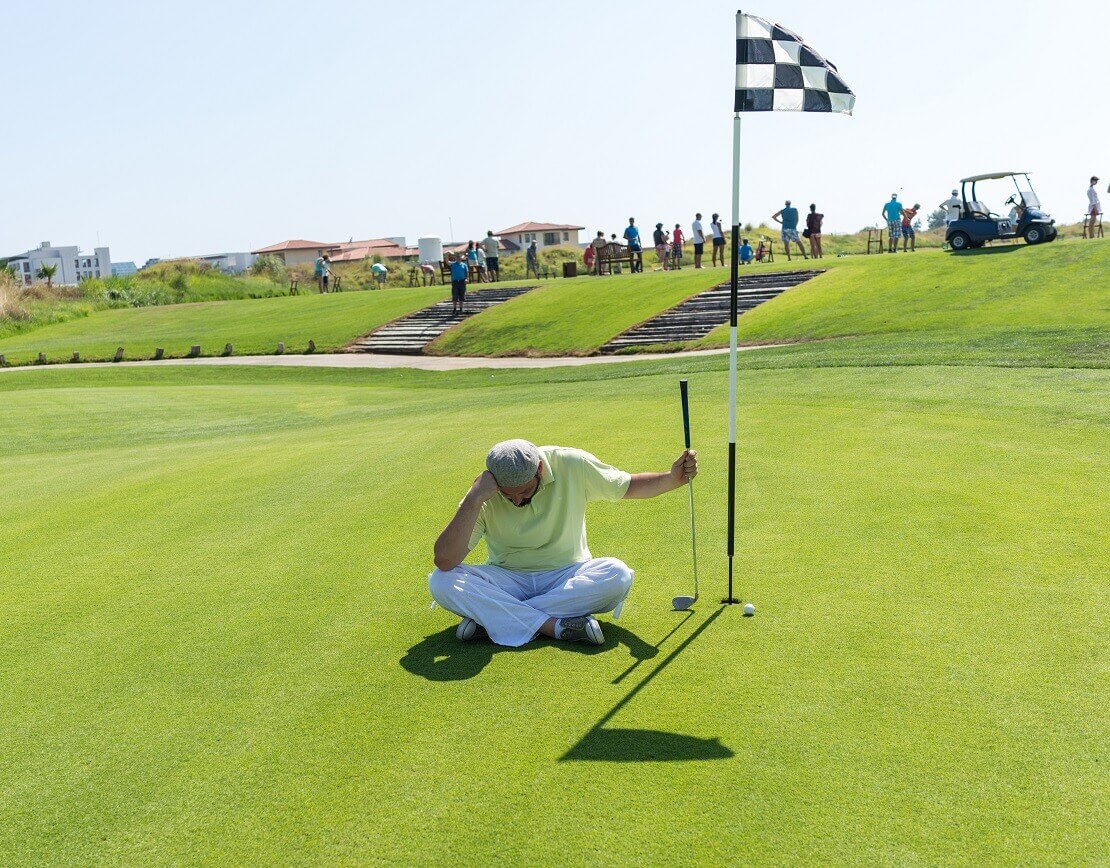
430, 439, 698, 647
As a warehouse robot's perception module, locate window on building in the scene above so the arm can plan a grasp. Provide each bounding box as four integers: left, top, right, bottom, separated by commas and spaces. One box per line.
93, 257, 99, 266
544, 232, 557, 246
23, 261, 30, 272
563, 232, 569, 241
94, 269, 100, 277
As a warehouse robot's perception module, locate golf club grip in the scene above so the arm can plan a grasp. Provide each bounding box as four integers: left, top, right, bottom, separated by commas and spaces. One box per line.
679, 379, 691, 449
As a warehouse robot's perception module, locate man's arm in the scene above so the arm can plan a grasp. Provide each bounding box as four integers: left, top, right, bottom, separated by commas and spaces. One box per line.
433, 471, 498, 571
623, 449, 698, 499
771, 210, 783, 224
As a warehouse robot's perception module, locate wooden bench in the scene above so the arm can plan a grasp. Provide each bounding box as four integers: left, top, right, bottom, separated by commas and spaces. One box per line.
595, 243, 635, 275
440, 260, 481, 285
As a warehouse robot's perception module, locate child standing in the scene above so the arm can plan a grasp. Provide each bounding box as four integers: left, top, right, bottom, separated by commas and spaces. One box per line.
672, 223, 684, 268
450, 255, 469, 314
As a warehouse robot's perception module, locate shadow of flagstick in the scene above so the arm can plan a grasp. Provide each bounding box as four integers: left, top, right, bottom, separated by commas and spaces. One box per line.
561, 607, 733, 762
611, 610, 695, 684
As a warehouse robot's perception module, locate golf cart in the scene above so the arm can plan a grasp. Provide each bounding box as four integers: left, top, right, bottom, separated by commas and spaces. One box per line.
946, 172, 1057, 251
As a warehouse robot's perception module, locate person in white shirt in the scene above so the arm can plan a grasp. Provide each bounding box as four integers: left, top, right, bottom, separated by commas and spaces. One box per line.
1086, 176, 1102, 239
482, 232, 501, 281
710, 213, 726, 267
691, 213, 706, 268
940, 189, 962, 226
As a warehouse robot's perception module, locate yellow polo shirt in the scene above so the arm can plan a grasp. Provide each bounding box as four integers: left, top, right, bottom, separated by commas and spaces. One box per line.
469, 446, 631, 571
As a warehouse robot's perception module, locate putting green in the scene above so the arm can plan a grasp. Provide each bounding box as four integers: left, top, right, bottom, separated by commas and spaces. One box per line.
1, 351, 1105, 863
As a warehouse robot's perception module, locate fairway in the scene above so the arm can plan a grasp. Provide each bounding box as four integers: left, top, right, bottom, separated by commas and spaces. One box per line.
1, 349, 1106, 864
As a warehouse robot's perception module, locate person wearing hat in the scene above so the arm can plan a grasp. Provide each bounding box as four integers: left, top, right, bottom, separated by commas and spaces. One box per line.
1087, 176, 1102, 239
940, 189, 962, 227
881, 193, 904, 253
430, 439, 698, 647
652, 222, 670, 269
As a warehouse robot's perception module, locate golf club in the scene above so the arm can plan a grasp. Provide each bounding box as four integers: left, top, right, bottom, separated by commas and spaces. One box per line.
672, 379, 699, 611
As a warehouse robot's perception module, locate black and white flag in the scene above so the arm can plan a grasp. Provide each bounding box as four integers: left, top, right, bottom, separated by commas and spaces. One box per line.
735, 13, 855, 114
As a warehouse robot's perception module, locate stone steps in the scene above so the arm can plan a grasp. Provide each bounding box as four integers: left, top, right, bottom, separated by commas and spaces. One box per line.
349, 286, 536, 354
599, 270, 822, 352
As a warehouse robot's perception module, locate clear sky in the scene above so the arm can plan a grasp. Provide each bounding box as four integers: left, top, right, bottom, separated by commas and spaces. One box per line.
4, 0, 1107, 264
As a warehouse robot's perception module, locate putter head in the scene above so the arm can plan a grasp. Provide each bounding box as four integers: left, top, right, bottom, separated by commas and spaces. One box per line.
672, 595, 696, 611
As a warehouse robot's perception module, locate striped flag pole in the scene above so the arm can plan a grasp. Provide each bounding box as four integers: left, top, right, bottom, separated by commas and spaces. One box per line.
727, 9, 854, 605
724, 97, 742, 606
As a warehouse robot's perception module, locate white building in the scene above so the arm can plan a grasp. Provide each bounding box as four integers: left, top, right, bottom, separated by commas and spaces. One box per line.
5, 241, 111, 286
195, 252, 257, 273
494, 222, 584, 251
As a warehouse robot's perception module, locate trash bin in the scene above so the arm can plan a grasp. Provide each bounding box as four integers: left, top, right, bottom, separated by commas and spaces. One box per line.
563, 261, 577, 278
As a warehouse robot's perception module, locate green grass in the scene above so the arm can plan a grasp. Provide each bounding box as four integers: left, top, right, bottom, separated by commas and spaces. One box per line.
429, 269, 726, 356
0, 354, 1106, 864
0, 287, 453, 364
1, 242, 1106, 863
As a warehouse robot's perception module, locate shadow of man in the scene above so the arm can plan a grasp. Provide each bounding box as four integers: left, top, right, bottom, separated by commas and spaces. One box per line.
400, 624, 659, 683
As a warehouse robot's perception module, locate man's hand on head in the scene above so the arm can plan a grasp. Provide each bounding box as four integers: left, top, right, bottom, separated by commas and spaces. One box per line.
467, 470, 500, 504
670, 449, 698, 486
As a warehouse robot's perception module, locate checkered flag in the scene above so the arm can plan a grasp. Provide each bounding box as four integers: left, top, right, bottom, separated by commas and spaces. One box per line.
735, 13, 855, 114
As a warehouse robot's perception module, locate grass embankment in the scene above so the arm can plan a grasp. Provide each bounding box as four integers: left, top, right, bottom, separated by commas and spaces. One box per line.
0, 288, 447, 364
0, 261, 288, 344
695, 238, 1109, 368
0, 336, 1106, 862
429, 270, 726, 356
434, 238, 1106, 363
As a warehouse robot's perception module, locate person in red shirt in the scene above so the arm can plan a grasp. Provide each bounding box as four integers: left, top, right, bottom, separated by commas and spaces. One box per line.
671, 223, 685, 268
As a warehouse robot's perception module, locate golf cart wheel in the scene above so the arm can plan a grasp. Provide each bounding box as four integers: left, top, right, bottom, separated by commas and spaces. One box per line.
949, 232, 971, 251
1023, 225, 1045, 244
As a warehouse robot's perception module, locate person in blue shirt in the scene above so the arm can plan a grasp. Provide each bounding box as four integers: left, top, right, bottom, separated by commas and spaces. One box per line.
623, 217, 643, 273
739, 238, 754, 265
772, 199, 808, 261
881, 194, 904, 252
449, 254, 469, 315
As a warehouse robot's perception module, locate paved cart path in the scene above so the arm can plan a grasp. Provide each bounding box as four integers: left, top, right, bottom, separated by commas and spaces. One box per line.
0, 345, 797, 374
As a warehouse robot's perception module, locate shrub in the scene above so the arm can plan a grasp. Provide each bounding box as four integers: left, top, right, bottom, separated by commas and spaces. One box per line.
0, 268, 29, 321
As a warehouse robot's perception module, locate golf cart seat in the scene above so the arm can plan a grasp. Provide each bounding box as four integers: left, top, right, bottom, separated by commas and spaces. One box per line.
968, 201, 991, 218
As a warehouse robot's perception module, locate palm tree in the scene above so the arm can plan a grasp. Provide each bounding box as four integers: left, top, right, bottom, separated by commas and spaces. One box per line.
35, 263, 57, 289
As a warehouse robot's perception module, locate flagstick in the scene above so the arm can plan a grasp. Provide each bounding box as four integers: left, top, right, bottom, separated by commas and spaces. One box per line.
723, 110, 742, 606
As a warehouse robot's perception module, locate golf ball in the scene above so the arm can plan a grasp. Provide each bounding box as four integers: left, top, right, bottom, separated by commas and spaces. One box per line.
743, 602, 756, 616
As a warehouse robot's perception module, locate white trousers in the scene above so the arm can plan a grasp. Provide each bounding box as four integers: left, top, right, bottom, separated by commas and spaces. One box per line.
428, 557, 634, 647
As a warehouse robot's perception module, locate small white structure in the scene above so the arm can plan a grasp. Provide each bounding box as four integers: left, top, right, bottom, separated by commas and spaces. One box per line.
418, 236, 443, 264
196, 252, 257, 274
5, 241, 111, 286
112, 261, 138, 277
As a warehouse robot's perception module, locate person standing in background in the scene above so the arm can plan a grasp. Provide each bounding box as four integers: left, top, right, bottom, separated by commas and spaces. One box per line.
672, 223, 684, 268
475, 243, 488, 282
941, 189, 962, 226
900, 202, 920, 252
691, 213, 706, 268
526, 241, 539, 279
449, 254, 469, 315
590, 230, 608, 275
1087, 176, 1102, 239
805, 204, 824, 259
623, 218, 643, 273
772, 200, 807, 261
482, 231, 501, 281
709, 213, 726, 267
881, 193, 904, 253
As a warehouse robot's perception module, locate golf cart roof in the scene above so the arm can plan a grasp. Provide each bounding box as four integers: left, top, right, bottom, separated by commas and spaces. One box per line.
960, 172, 1030, 183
